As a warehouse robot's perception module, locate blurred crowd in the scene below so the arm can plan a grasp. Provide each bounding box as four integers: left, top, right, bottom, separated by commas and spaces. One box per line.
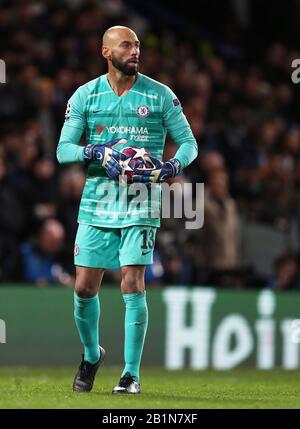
1, 0, 300, 289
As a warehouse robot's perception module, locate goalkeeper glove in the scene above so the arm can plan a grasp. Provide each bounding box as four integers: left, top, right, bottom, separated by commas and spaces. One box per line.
132, 156, 181, 183
83, 138, 127, 179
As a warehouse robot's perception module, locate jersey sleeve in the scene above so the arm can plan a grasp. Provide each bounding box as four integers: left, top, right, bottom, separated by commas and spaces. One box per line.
162, 86, 198, 169
56, 87, 86, 164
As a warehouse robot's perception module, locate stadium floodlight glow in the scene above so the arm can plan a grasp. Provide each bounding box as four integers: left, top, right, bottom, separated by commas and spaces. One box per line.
0, 59, 6, 83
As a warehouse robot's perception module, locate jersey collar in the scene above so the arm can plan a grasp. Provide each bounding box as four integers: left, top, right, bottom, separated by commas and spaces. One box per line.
104, 73, 140, 97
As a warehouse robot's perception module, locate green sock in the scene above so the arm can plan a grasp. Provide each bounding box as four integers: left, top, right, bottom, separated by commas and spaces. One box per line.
74, 292, 100, 364
121, 291, 148, 383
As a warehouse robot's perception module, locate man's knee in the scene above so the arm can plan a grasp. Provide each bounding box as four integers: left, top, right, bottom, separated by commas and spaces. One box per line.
75, 281, 97, 298
121, 266, 145, 294
75, 267, 104, 298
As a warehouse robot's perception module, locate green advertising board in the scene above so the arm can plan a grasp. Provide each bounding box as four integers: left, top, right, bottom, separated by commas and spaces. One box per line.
0, 286, 299, 369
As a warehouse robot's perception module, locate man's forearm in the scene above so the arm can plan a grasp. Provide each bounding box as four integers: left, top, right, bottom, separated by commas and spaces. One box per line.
166, 110, 198, 169
174, 138, 198, 169
56, 125, 85, 164
172, 123, 198, 169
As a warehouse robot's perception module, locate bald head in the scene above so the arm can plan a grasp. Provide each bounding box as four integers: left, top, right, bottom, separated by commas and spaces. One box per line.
102, 26, 138, 48
102, 26, 140, 76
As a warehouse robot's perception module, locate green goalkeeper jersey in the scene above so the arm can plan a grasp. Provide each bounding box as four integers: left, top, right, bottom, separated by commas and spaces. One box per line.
57, 72, 198, 228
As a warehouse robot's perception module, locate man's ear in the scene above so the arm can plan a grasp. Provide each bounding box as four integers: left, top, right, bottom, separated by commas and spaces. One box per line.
102, 46, 111, 60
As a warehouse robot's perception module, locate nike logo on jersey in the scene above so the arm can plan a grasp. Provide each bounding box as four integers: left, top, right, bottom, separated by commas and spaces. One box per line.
142, 250, 152, 256
93, 109, 102, 113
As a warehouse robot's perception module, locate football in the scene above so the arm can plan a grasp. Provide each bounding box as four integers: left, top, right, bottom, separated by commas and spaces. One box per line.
119, 146, 156, 182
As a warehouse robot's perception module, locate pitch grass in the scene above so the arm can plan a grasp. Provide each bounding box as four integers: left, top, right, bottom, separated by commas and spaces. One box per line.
0, 367, 300, 409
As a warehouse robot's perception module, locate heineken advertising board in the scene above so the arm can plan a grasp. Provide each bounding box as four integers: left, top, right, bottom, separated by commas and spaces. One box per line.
0, 287, 299, 369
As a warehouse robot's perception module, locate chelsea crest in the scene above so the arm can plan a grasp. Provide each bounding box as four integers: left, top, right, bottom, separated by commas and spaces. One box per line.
137, 105, 150, 117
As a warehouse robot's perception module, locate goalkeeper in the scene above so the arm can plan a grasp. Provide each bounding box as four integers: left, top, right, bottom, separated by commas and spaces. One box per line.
56, 26, 198, 394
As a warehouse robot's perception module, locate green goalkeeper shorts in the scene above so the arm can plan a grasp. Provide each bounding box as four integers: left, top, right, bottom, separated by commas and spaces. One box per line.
74, 223, 157, 269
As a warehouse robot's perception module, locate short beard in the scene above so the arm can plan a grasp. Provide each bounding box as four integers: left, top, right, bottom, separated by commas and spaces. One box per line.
111, 55, 138, 76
